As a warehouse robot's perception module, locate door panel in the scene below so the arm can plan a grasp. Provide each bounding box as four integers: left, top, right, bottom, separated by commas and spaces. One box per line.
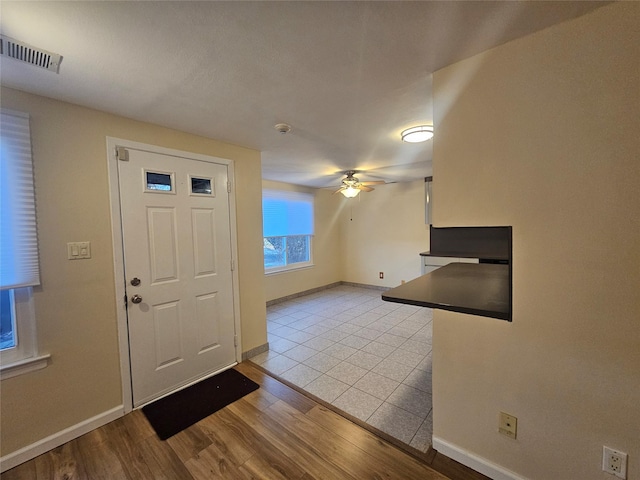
195, 292, 220, 352
148, 207, 179, 283
192, 209, 217, 276
118, 147, 236, 406
153, 301, 183, 369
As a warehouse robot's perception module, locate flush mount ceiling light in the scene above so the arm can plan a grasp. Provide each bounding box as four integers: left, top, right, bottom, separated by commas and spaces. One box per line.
401, 125, 434, 143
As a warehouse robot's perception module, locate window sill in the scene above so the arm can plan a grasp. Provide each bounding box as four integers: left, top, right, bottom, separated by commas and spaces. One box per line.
1, 353, 51, 380
265, 264, 315, 276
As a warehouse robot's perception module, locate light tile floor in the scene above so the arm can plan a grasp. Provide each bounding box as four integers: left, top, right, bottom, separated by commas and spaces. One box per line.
249, 284, 433, 452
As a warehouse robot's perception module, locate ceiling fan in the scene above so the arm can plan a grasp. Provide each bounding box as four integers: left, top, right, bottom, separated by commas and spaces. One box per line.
333, 170, 385, 198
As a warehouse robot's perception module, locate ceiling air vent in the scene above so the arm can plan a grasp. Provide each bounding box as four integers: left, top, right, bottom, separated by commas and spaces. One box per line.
0, 35, 62, 73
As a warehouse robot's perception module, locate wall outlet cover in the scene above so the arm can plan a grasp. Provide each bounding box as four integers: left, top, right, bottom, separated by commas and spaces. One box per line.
498, 412, 517, 439
603, 446, 627, 479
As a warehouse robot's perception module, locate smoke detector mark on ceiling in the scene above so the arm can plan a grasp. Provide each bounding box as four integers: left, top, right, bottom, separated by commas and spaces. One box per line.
274, 123, 291, 134
0, 35, 62, 73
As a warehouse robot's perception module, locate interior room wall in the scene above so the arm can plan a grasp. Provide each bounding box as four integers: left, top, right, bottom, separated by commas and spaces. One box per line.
263, 180, 343, 302
431, 3, 639, 479
339, 180, 429, 288
0, 87, 266, 457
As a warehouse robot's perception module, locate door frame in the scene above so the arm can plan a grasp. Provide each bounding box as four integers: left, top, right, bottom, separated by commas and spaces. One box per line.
106, 137, 243, 413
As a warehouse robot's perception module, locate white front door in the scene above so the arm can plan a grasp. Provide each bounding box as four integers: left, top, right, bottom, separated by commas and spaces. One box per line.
117, 147, 237, 407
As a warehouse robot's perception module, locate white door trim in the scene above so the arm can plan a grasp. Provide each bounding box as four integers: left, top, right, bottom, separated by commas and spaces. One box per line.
106, 137, 242, 413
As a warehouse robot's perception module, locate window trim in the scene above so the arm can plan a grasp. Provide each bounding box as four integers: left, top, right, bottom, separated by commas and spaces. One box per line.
265, 262, 315, 276
0, 108, 47, 379
0, 353, 51, 380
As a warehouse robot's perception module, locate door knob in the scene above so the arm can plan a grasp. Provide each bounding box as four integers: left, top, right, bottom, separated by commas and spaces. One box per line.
131, 295, 143, 304
130, 277, 141, 286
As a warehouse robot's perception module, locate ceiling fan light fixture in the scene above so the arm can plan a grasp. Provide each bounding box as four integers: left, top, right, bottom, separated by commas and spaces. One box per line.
341, 186, 360, 198
401, 125, 434, 143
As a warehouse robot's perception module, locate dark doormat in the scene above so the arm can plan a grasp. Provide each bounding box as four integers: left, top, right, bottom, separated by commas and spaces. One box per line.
142, 368, 259, 440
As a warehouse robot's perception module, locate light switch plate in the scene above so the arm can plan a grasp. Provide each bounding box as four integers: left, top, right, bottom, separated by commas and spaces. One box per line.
67, 241, 91, 260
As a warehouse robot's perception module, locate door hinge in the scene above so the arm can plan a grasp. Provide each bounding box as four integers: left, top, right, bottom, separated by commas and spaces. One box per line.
124, 294, 128, 307
231, 259, 235, 271
227, 181, 231, 193
234, 335, 238, 347
116, 146, 129, 161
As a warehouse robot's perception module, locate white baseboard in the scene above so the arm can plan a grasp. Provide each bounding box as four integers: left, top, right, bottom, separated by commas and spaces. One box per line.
242, 342, 269, 361
432, 436, 528, 480
0, 405, 124, 473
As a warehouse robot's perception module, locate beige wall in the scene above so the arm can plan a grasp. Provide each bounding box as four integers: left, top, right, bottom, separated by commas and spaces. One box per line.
432, 3, 639, 479
0, 87, 267, 456
340, 180, 429, 288
263, 180, 343, 302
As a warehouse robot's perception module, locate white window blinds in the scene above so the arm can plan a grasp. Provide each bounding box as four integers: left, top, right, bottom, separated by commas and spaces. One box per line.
262, 190, 314, 237
0, 109, 40, 288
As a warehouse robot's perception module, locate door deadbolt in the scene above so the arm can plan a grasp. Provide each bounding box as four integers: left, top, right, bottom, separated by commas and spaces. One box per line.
130, 277, 141, 286
131, 294, 143, 304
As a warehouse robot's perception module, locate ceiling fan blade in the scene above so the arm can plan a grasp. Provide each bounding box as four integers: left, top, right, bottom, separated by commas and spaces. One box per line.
360, 181, 385, 186
358, 185, 374, 192
333, 187, 346, 195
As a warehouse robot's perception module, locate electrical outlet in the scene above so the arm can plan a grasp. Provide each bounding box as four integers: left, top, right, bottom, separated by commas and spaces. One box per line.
498, 412, 517, 439
379, 272, 384, 279
603, 446, 627, 479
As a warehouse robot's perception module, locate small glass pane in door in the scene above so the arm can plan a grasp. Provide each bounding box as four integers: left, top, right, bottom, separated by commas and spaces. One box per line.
146, 172, 173, 192
191, 177, 212, 195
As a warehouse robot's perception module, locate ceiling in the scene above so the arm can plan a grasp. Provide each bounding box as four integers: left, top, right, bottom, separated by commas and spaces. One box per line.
0, 1, 608, 188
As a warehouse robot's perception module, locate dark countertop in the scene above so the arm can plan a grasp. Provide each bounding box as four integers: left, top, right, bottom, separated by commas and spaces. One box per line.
420, 250, 509, 261
382, 263, 511, 321
420, 251, 473, 258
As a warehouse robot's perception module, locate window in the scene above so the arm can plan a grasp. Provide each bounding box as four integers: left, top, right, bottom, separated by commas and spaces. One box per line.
145, 170, 174, 192
0, 289, 15, 349
262, 190, 314, 272
0, 109, 47, 378
1, 287, 37, 366
190, 176, 213, 195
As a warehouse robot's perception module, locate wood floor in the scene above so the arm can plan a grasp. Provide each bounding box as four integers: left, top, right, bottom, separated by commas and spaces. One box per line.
2, 362, 487, 480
